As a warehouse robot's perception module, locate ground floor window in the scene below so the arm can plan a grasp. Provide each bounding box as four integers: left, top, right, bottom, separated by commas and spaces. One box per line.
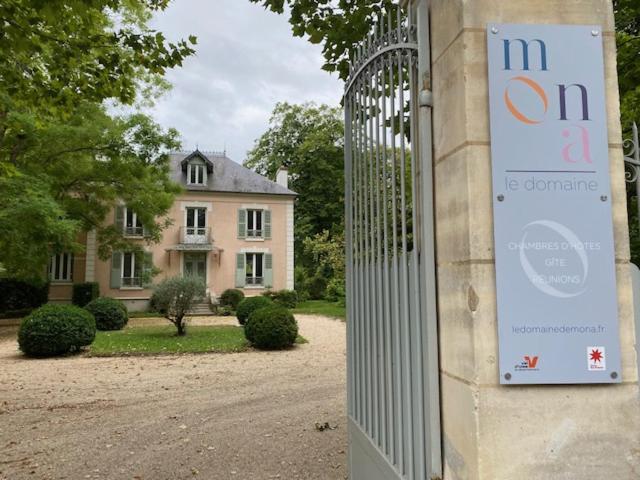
49, 253, 73, 282
245, 252, 264, 286
122, 252, 142, 287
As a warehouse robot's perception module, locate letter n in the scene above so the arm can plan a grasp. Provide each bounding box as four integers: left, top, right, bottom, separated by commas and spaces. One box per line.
558, 84, 590, 121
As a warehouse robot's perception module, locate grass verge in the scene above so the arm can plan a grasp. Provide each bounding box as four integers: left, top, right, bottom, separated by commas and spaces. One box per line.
292, 300, 345, 320
89, 325, 306, 356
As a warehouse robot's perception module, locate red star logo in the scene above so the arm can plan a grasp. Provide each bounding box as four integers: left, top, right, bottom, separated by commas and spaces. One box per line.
590, 349, 603, 363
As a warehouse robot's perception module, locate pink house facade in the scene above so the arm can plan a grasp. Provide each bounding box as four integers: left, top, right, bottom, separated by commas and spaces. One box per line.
48, 150, 296, 311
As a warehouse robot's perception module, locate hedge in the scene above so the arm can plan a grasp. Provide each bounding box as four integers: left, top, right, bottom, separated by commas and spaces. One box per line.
0, 278, 49, 315
72, 282, 100, 307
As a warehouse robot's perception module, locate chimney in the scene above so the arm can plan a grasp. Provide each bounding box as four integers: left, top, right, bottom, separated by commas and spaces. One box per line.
276, 167, 288, 189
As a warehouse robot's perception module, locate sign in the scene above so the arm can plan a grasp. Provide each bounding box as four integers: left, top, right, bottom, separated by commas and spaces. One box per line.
487, 24, 621, 384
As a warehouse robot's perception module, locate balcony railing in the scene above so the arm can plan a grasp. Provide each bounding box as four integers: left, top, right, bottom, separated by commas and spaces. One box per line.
247, 229, 263, 238
246, 276, 264, 286
122, 276, 142, 287
124, 225, 144, 237
180, 226, 212, 244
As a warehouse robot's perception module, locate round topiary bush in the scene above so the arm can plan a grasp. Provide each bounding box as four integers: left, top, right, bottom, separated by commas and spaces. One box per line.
244, 306, 298, 349
18, 304, 96, 357
219, 289, 245, 310
236, 296, 273, 326
85, 297, 128, 331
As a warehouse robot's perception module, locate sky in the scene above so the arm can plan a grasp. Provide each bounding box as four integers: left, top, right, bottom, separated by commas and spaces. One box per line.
146, 0, 344, 163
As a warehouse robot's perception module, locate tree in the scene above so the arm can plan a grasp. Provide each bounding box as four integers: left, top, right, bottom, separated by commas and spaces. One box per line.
0, 0, 196, 279
245, 102, 344, 242
0, 103, 182, 278
614, 0, 640, 128
0, 0, 196, 118
150, 276, 205, 336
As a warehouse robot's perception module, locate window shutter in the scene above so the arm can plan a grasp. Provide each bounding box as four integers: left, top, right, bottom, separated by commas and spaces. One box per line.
115, 206, 125, 233
110, 251, 122, 289
142, 252, 153, 288
238, 209, 247, 239
235, 253, 246, 287
264, 210, 272, 239
264, 253, 273, 288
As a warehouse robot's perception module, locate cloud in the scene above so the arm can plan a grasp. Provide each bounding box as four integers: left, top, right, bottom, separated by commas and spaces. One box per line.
146, 0, 344, 163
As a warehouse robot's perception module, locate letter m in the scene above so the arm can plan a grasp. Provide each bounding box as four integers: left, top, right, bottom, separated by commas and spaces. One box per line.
503, 39, 548, 71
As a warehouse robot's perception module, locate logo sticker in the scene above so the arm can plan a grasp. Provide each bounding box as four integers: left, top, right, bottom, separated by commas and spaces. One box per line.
515, 355, 539, 371
587, 347, 606, 371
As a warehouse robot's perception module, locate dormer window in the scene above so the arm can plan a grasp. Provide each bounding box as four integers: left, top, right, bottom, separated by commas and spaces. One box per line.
187, 160, 207, 185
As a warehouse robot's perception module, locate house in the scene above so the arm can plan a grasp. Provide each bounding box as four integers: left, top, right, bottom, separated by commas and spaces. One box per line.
48, 150, 296, 311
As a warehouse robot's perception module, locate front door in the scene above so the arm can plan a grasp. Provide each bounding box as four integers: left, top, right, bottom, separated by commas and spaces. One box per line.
184, 252, 207, 286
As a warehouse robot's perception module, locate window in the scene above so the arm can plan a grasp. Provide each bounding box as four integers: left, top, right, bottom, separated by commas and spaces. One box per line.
124, 208, 143, 236
186, 207, 207, 235
187, 162, 206, 185
49, 253, 73, 282
122, 252, 142, 287
245, 252, 264, 286
247, 209, 263, 238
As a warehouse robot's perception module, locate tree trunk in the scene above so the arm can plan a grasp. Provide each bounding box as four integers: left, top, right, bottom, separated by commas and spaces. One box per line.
176, 318, 187, 336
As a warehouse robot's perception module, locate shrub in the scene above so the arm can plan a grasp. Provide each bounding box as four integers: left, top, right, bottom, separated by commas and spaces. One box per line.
149, 290, 167, 315
85, 297, 128, 331
215, 305, 234, 316
244, 306, 298, 349
18, 304, 96, 357
219, 289, 245, 310
306, 275, 327, 300
0, 278, 49, 315
151, 276, 205, 335
325, 278, 345, 302
72, 282, 100, 307
262, 289, 298, 308
236, 296, 273, 326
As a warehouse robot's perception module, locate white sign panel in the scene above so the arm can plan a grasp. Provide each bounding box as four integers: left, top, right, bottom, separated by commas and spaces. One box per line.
487, 24, 621, 384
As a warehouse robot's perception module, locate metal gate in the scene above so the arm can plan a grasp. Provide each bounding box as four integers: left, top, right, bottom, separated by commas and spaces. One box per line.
344, 2, 441, 479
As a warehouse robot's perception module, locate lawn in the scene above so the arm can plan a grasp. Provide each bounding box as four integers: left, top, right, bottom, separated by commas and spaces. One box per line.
90, 325, 307, 356
292, 300, 345, 320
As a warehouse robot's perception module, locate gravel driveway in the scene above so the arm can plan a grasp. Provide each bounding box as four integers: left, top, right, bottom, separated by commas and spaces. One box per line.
0, 315, 347, 480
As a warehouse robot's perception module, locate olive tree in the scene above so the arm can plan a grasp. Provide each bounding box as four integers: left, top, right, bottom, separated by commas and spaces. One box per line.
151, 276, 205, 336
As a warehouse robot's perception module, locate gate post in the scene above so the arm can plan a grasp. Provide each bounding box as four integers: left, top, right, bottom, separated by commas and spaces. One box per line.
429, 1, 640, 478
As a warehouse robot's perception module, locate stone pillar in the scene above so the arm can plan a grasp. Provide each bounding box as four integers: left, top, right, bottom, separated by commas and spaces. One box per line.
430, 1, 640, 478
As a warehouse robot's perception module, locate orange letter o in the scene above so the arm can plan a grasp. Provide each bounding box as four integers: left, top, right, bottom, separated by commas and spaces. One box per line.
504, 76, 548, 125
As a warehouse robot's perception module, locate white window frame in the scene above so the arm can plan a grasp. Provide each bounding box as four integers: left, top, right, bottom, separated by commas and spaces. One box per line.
245, 252, 264, 286
121, 252, 142, 288
49, 253, 73, 283
247, 209, 263, 238
185, 207, 207, 236
187, 162, 207, 185
123, 207, 143, 237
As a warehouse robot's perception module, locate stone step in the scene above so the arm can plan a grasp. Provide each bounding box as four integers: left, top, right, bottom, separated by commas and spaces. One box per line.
189, 303, 214, 316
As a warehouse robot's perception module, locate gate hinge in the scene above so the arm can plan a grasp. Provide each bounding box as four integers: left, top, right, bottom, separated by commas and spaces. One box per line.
419, 89, 433, 107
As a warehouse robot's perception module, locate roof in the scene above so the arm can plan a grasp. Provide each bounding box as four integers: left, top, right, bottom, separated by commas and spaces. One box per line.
169, 150, 297, 196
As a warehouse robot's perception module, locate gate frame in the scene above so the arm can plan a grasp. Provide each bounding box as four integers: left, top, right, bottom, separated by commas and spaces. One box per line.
345, 0, 442, 478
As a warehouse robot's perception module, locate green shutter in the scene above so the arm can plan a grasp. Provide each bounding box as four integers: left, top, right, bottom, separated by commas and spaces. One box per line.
264, 210, 272, 239
264, 253, 273, 288
115, 206, 125, 233
235, 253, 246, 287
238, 209, 246, 239
142, 252, 153, 288
110, 251, 122, 289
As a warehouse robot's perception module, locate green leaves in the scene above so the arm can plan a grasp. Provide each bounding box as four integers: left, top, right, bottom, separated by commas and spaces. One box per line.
0, 0, 196, 112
